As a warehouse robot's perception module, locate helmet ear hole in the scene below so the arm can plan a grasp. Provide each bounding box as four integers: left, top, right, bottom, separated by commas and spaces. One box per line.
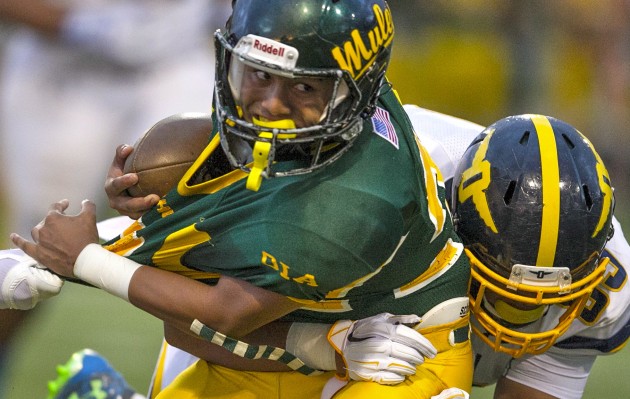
518, 130, 530, 145
562, 133, 576, 149
503, 181, 517, 205
583, 184, 593, 210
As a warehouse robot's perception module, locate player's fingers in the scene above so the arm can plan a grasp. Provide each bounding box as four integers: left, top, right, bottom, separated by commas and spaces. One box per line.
381, 360, 417, 376
106, 145, 134, 187
48, 199, 70, 214
353, 370, 405, 385
391, 324, 437, 359
142, 194, 161, 207
374, 373, 405, 385
115, 144, 134, 168
31, 223, 40, 242
350, 355, 416, 375
387, 314, 421, 325
105, 173, 138, 197
80, 199, 96, 215
109, 194, 157, 220
9, 233, 38, 259
31, 200, 70, 242
389, 341, 425, 364
80, 199, 98, 223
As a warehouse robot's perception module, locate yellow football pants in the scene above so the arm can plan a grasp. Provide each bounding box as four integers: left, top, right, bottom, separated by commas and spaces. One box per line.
155, 318, 472, 399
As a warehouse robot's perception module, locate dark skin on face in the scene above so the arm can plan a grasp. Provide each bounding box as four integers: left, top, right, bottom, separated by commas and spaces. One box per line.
239, 65, 335, 127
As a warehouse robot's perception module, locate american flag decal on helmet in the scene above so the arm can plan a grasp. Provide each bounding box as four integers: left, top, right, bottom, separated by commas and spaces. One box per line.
372, 107, 399, 149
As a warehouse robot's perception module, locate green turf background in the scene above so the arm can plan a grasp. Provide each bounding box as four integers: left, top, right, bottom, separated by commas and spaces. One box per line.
1, 283, 163, 399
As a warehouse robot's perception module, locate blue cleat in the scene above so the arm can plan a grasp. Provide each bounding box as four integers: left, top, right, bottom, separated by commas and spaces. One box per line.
47, 349, 137, 399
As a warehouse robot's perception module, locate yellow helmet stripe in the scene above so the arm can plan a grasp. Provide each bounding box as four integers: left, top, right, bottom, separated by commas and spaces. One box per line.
531, 115, 560, 267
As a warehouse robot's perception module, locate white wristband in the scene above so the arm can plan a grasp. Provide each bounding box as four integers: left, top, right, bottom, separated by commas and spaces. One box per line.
286, 322, 336, 371
74, 244, 142, 301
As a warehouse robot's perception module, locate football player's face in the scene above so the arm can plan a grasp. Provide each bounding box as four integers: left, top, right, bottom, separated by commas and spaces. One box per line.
238, 65, 335, 128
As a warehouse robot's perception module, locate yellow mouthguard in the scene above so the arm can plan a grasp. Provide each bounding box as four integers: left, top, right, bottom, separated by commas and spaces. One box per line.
246, 118, 297, 191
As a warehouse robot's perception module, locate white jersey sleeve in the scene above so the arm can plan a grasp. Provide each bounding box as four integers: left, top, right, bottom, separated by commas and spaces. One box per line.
500, 350, 596, 399
402, 104, 484, 182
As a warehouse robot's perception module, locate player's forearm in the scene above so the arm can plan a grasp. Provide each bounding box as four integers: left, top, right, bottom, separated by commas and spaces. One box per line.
128, 265, 300, 338
0, 0, 66, 35
127, 266, 214, 334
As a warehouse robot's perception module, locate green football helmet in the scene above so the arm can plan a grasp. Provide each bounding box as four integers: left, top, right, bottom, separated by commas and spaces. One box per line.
214, 0, 394, 190
452, 114, 615, 357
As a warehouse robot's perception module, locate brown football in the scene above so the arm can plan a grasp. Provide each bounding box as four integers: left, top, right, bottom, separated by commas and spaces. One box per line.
123, 112, 212, 197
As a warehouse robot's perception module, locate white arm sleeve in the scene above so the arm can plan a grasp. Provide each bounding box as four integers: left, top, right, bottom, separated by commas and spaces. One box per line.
402, 104, 484, 182
504, 349, 596, 399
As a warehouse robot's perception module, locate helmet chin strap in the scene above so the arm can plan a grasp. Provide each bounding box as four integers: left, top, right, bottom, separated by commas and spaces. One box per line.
483, 297, 546, 325
246, 117, 296, 191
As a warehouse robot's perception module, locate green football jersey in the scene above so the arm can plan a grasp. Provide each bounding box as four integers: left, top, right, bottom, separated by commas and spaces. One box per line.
105, 90, 470, 323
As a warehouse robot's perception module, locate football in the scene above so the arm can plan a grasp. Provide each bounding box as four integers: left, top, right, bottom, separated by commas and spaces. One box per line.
123, 112, 213, 197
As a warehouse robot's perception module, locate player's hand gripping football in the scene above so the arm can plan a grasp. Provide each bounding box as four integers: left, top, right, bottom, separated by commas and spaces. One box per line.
105, 144, 160, 220
105, 113, 211, 219
327, 312, 437, 385
0, 249, 64, 310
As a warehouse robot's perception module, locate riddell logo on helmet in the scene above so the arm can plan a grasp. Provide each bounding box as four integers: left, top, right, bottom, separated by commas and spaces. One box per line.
253, 40, 285, 57
331, 3, 394, 79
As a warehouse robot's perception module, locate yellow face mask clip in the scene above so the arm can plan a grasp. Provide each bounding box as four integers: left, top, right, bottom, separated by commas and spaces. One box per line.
246, 118, 297, 191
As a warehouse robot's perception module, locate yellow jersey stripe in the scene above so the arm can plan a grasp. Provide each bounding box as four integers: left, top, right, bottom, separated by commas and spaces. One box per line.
394, 239, 463, 298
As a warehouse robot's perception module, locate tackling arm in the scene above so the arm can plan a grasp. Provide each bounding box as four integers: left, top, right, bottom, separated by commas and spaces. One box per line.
129, 265, 299, 338
163, 308, 437, 385
10, 199, 301, 340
